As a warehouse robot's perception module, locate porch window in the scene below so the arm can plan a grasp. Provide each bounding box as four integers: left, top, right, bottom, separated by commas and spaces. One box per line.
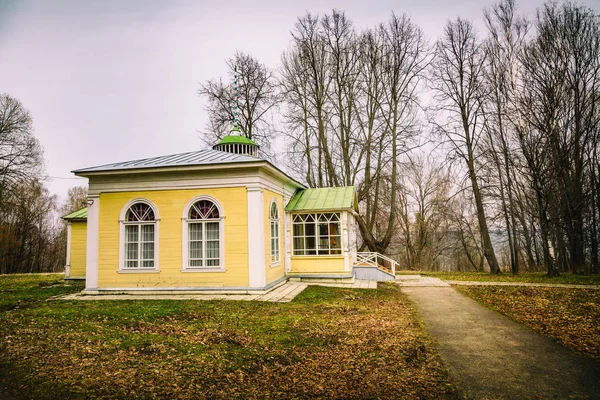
270, 201, 280, 263
292, 213, 341, 255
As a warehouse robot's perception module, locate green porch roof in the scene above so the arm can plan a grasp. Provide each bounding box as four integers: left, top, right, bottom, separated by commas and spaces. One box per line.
62, 207, 88, 221
285, 186, 358, 212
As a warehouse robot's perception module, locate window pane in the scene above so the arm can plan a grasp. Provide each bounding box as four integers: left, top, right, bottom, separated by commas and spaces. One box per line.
142, 260, 154, 268
305, 214, 314, 222
329, 222, 340, 235
305, 222, 316, 236
126, 260, 138, 268
306, 236, 316, 254
318, 237, 329, 251
206, 222, 219, 240
190, 259, 203, 267
126, 203, 155, 222
206, 240, 219, 259
189, 223, 202, 241
126, 242, 138, 261
142, 224, 154, 242
189, 240, 202, 261
142, 242, 154, 261
293, 237, 304, 254
190, 200, 219, 219
318, 222, 329, 236
125, 225, 138, 243
330, 235, 342, 249
206, 258, 219, 267
293, 223, 304, 237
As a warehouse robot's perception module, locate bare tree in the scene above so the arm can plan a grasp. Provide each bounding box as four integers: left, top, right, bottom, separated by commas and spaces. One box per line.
282, 12, 337, 187
0, 94, 42, 207
199, 52, 281, 154
60, 186, 89, 216
481, 0, 530, 275
430, 18, 502, 274
395, 155, 454, 270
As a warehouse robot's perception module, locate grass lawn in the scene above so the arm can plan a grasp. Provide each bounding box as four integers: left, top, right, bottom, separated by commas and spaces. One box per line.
418, 271, 600, 285
456, 286, 600, 359
0, 274, 455, 399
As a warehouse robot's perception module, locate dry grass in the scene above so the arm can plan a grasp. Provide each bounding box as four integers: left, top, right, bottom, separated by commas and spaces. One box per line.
0, 275, 455, 399
457, 286, 600, 359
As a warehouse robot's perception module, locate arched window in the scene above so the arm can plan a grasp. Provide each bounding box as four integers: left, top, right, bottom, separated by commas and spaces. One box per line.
270, 201, 280, 264
122, 201, 158, 269
183, 198, 223, 269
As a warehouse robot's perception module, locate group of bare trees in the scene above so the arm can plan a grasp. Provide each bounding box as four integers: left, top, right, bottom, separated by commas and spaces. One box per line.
204, 0, 600, 275
0, 93, 85, 274
471, 1, 600, 275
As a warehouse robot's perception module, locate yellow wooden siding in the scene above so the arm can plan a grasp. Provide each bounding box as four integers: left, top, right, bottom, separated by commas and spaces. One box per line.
264, 190, 285, 284
290, 256, 346, 273
69, 221, 87, 277
97, 187, 248, 288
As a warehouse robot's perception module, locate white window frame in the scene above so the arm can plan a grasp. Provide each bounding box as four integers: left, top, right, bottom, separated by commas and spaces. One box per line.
292, 212, 342, 256
181, 195, 225, 272
269, 200, 281, 266
118, 199, 160, 272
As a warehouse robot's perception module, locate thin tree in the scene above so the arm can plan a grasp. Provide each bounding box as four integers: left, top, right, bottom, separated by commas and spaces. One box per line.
430, 18, 502, 274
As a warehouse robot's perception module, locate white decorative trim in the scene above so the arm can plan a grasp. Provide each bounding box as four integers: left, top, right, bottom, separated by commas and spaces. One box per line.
65, 222, 72, 278
247, 186, 266, 287
180, 268, 226, 273
87, 173, 303, 198
118, 199, 160, 272
85, 195, 100, 290
117, 270, 161, 274
181, 195, 225, 271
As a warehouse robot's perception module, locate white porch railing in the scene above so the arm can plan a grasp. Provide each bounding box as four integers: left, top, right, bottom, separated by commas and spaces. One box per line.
355, 252, 397, 276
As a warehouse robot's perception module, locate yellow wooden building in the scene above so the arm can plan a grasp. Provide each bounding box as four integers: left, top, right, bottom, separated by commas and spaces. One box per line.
64, 134, 395, 293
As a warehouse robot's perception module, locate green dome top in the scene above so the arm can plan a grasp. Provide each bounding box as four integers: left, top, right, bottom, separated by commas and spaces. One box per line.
216, 135, 257, 146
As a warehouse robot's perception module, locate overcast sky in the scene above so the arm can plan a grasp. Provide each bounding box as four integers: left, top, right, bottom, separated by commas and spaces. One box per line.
1, 0, 598, 202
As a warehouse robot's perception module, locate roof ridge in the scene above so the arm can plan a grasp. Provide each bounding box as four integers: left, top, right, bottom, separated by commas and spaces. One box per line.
72, 148, 263, 173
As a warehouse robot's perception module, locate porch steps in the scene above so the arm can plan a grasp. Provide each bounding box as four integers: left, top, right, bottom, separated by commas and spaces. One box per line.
353, 252, 398, 282
288, 275, 355, 284
353, 265, 396, 281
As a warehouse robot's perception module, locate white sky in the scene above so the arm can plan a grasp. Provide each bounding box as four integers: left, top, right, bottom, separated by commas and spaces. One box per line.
1, 0, 597, 202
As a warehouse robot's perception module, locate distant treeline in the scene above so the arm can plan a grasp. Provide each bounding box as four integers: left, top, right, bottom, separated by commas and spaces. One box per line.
0, 94, 87, 274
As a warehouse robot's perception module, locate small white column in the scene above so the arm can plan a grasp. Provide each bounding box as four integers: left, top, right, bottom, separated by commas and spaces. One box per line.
342, 211, 351, 271
247, 186, 266, 288
283, 197, 292, 273
65, 222, 72, 278
85, 195, 100, 291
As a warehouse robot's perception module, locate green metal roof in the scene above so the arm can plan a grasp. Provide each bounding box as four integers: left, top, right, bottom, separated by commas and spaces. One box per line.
216, 135, 258, 146
62, 207, 88, 221
285, 186, 357, 212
